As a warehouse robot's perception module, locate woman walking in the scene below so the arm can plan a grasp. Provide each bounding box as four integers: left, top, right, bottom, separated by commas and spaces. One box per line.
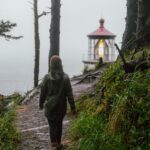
39, 55, 76, 149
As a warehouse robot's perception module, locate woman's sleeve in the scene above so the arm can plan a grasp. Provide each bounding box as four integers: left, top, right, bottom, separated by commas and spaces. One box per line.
66, 77, 76, 111
39, 75, 48, 109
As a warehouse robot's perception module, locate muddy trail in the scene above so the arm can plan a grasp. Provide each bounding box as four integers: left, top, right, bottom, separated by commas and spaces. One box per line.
16, 65, 108, 150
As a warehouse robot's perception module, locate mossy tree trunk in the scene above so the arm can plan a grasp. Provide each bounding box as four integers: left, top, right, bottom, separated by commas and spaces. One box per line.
122, 0, 150, 51
33, 0, 40, 87
49, 0, 61, 71
136, 0, 150, 48
121, 0, 137, 52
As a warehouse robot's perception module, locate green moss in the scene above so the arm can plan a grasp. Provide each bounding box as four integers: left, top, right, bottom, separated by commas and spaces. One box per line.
70, 48, 150, 150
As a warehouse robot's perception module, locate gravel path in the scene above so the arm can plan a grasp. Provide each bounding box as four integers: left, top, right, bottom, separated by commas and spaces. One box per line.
16, 79, 98, 150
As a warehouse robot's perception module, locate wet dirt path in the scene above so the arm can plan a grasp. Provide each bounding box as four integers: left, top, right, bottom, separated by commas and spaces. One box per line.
16, 79, 98, 150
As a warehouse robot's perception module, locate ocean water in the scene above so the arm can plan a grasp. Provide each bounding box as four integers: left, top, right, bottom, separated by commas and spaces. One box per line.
0, 59, 83, 95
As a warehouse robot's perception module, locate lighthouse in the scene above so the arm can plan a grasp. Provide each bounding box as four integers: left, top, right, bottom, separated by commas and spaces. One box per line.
83, 18, 117, 70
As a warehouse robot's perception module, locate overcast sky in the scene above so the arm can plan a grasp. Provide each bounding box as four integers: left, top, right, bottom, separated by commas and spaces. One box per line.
0, 0, 126, 93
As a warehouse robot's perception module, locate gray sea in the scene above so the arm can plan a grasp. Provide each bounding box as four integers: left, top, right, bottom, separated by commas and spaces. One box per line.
0, 60, 83, 95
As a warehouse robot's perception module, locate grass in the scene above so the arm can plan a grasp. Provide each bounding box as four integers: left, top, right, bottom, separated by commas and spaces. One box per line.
69, 48, 150, 150
0, 95, 21, 150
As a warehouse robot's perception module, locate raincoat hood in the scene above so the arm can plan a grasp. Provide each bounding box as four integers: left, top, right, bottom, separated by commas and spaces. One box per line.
49, 55, 64, 80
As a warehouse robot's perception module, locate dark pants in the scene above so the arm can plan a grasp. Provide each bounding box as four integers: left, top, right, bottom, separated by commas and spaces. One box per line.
47, 117, 63, 145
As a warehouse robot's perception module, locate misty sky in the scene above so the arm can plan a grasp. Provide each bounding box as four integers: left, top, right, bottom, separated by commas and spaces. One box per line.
0, 0, 126, 94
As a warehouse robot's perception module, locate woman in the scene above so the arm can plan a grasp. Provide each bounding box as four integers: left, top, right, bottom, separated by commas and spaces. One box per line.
39, 55, 76, 149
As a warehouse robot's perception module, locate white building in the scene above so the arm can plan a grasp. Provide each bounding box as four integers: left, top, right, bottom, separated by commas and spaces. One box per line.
83, 18, 117, 70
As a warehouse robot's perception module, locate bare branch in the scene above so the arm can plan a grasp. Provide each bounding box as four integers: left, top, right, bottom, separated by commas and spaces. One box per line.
38, 11, 50, 18
115, 43, 127, 65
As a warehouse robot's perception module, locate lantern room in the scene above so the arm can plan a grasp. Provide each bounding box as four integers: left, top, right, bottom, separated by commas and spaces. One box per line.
83, 18, 117, 70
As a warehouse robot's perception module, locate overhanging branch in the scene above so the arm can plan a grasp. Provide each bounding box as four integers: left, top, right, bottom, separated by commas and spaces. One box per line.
38, 11, 50, 18
0, 34, 23, 40
0, 20, 23, 40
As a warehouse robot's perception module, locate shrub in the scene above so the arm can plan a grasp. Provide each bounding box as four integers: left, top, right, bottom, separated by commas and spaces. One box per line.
0, 109, 20, 150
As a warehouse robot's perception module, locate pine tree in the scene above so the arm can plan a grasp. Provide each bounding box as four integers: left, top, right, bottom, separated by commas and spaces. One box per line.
0, 20, 22, 40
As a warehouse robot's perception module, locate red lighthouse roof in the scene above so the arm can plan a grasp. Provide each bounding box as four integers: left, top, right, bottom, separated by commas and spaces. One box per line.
87, 18, 116, 39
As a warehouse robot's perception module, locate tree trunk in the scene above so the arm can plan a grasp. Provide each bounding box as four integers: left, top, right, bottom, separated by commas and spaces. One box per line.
49, 0, 61, 71
121, 0, 137, 52
136, 0, 150, 48
33, 0, 40, 87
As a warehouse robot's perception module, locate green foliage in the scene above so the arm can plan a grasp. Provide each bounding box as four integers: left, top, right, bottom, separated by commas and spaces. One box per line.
0, 93, 22, 150
0, 109, 20, 150
70, 112, 126, 150
134, 47, 150, 60
0, 20, 22, 40
70, 49, 150, 150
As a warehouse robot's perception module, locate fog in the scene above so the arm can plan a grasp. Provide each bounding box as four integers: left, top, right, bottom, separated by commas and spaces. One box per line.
0, 0, 126, 94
